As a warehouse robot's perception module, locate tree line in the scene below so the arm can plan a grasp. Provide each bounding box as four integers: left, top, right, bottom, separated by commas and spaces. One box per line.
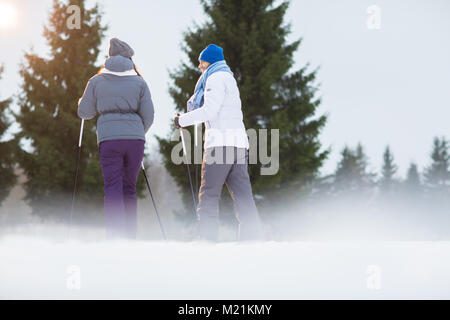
313, 140, 449, 202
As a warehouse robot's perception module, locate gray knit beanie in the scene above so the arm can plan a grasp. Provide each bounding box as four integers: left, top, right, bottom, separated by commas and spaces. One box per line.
108, 38, 134, 58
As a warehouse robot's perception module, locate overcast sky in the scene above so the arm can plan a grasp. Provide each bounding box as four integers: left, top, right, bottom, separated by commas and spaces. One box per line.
1, 0, 449, 176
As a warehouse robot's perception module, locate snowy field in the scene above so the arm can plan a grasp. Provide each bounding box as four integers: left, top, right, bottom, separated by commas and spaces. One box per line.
1, 226, 450, 299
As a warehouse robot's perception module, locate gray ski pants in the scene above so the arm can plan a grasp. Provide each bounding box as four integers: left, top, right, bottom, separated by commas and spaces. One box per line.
197, 146, 263, 241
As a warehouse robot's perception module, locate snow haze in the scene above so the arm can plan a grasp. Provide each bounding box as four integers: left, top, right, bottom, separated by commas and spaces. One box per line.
1, 191, 450, 300
1, 231, 449, 299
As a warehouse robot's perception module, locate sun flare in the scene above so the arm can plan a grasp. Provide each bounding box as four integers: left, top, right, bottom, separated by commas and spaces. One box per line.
0, 2, 17, 29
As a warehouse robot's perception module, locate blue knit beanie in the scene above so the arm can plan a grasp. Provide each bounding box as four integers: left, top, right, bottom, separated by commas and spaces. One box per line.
199, 44, 224, 64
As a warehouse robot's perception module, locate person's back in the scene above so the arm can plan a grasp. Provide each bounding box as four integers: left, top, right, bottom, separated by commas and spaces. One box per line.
181, 70, 249, 149
204, 71, 248, 145
78, 55, 154, 144
206, 71, 243, 127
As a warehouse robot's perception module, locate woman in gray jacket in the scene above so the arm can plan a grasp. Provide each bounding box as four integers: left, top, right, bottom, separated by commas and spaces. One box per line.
78, 38, 154, 239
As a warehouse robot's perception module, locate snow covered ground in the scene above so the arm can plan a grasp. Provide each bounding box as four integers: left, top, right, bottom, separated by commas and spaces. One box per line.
1, 227, 450, 299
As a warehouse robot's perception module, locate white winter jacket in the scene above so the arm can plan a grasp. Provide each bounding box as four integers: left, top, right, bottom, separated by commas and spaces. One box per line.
179, 71, 249, 149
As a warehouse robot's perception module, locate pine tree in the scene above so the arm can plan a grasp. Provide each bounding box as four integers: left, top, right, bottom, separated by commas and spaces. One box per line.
334, 143, 375, 195
13, 0, 125, 221
379, 145, 398, 195
158, 0, 328, 219
0, 65, 17, 205
424, 137, 450, 197
404, 162, 421, 195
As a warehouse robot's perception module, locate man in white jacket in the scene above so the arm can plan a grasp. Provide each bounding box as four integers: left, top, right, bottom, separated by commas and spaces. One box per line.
174, 44, 263, 241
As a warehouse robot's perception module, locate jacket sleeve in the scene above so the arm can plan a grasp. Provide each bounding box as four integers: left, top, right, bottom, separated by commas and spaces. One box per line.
179, 73, 226, 127
138, 81, 155, 133
77, 79, 97, 120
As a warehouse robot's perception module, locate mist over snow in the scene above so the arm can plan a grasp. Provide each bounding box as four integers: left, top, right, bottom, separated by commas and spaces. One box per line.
0, 224, 450, 299
2, 187, 450, 299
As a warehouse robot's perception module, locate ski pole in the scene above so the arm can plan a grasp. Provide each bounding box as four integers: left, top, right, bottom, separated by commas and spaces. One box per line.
141, 162, 167, 240
179, 126, 198, 218
70, 118, 84, 226
194, 123, 200, 200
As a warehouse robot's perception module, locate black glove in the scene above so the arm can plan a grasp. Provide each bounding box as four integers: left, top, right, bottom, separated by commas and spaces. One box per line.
174, 113, 181, 128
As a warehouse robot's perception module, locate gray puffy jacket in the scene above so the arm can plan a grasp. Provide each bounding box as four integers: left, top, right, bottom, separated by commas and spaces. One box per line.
77, 56, 154, 144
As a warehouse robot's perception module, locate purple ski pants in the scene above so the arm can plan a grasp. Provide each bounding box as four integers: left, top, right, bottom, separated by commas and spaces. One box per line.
99, 139, 145, 239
